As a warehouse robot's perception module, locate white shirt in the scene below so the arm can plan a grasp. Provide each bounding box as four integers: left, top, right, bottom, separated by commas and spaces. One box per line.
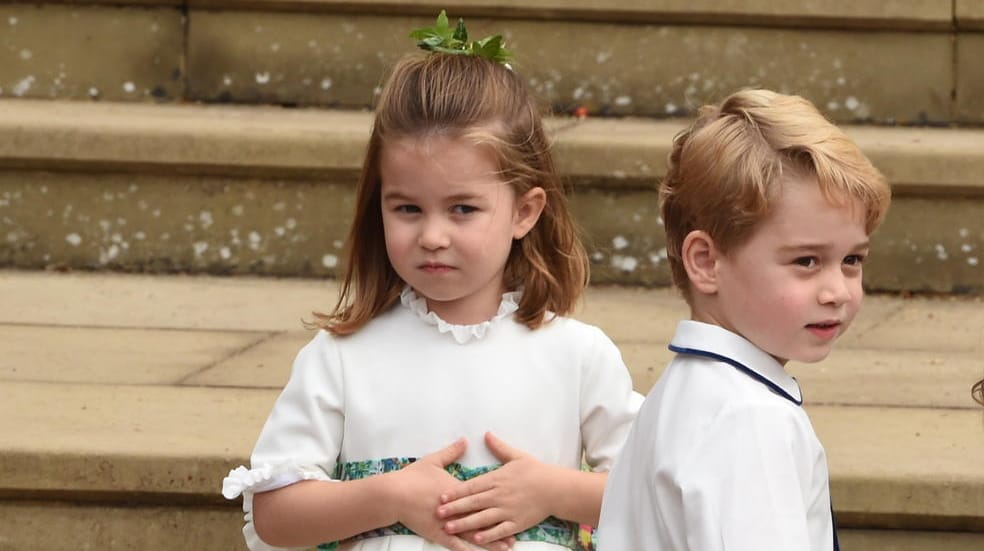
598, 320, 835, 551
224, 288, 642, 551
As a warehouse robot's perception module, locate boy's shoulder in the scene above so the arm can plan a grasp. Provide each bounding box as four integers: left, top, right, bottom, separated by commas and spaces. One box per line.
664, 320, 803, 406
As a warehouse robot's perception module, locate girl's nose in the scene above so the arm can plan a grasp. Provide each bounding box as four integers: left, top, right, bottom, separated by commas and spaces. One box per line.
418, 217, 450, 250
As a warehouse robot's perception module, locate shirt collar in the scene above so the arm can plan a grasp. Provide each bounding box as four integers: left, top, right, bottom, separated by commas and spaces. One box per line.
669, 320, 803, 405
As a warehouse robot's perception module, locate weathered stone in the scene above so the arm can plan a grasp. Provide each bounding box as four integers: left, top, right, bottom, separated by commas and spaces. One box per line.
956, 0, 984, 30
0, 381, 275, 494
866, 197, 984, 294
0, 502, 246, 551
957, 33, 984, 122
813, 405, 984, 529
187, 12, 954, 123
0, 171, 357, 277
0, 325, 269, 385
190, 0, 954, 30
0, 4, 183, 102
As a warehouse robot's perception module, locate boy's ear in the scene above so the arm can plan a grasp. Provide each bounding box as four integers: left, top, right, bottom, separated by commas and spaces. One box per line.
512, 187, 546, 239
682, 230, 720, 295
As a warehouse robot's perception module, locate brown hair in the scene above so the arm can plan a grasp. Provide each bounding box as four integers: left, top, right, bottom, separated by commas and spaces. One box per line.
661, 89, 892, 303
311, 53, 588, 335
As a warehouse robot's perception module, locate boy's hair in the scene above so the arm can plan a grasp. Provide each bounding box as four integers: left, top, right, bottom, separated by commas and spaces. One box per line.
313, 53, 588, 335
661, 89, 892, 303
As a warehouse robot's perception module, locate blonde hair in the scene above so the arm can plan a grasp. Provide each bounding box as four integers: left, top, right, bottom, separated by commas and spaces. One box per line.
311, 53, 588, 335
661, 89, 892, 303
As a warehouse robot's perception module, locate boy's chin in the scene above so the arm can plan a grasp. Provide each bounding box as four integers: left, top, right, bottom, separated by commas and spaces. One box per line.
786, 348, 835, 365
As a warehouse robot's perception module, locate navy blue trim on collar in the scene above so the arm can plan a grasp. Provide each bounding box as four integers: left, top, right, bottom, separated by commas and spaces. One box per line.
668, 344, 804, 406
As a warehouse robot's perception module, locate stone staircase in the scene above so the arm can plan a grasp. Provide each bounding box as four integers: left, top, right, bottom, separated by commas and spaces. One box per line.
1, 1, 983, 549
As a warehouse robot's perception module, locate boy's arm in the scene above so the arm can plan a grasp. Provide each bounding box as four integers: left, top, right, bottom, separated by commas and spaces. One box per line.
436, 432, 606, 545
681, 402, 817, 551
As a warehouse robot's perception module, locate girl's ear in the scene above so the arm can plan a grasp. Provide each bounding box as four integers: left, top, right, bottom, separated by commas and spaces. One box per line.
512, 187, 547, 239
681, 230, 720, 295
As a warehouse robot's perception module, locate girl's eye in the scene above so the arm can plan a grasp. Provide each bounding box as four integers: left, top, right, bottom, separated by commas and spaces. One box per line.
395, 205, 421, 214
793, 256, 818, 268
844, 254, 866, 266
451, 205, 478, 215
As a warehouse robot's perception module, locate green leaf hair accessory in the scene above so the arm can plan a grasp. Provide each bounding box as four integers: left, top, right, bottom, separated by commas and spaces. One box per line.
409, 10, 513, 65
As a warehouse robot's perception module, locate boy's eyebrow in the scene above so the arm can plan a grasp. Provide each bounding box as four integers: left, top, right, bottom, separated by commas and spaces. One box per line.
778, 240, 871, 253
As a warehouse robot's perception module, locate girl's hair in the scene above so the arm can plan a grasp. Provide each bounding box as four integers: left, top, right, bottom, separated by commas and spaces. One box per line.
311, 53, 588, 335
661, 89, 892, 304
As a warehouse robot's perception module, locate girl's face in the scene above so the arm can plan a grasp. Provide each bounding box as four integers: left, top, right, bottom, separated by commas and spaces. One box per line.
380, 135, 543, 325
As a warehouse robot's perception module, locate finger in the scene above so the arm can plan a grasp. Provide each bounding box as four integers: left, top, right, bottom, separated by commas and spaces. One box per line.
443, 507, 502, 535
484, 432, 523, 463
472, 521, 518, 546
479, 538, 514, 551
433, 531, 473, 551
426, 438, 468, 467
439, 475, 492, 507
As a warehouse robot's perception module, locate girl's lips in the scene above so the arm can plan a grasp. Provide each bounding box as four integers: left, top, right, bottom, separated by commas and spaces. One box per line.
420, 263, 453, 273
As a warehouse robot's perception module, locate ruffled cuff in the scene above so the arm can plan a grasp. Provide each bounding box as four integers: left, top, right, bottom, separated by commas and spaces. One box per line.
222, 463, 333, 499
223, 463, 336, 551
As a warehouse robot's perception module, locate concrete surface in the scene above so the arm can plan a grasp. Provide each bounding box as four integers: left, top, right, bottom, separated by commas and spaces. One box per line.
1, 269, 982, 548
187, 11, 954, 123
0, 4, 184, 102
2, 99, 984, 291
0, 2, 971, 122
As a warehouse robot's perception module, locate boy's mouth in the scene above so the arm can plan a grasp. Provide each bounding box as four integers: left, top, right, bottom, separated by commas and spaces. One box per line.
805, 320, 841, 339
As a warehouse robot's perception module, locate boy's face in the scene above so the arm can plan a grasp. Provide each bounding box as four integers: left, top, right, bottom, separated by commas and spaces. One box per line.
711, 177, 870, 364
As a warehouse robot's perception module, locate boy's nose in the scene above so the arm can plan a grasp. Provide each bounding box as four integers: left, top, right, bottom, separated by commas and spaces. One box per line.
818, 271, 853, 306
418, 217, 450, 250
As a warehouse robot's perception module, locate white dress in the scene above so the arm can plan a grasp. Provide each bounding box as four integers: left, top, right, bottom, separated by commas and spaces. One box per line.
224, 288, 641, 551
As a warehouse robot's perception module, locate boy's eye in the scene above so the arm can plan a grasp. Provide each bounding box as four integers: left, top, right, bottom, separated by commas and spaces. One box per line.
843, 254, 866, 266
793, 256, 818, 268
451, 205, 478, 215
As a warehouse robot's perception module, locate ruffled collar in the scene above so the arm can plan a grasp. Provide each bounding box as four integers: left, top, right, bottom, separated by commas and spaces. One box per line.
399, 286, 521, 344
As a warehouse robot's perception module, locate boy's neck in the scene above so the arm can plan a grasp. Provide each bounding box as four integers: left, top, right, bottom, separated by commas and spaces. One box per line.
688, 301, 789, 367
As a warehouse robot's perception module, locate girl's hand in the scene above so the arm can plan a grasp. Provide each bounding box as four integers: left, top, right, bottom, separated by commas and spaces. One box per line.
394, 439, 512, 551
393, 439, 475, 551
436, 432, 556, 546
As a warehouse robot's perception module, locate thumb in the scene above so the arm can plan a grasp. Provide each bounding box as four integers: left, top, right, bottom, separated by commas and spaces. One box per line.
426, 437, 467, 467
485, 432, 524, 463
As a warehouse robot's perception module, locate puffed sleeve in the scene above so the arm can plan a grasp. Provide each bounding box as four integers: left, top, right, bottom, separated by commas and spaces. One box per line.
221, 330, 345, 551
679, 402, 818, 551
579, 327, 644, 471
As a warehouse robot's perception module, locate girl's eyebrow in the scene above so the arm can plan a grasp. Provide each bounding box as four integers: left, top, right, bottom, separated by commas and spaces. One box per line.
381, 190, 414, 202
381, 190, 486, 203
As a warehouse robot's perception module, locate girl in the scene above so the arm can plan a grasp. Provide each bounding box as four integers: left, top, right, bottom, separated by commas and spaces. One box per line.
222, 15, 640, 551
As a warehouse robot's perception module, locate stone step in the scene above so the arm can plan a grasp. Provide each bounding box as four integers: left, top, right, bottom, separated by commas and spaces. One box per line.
0, 270, 982, 550
1, 1, 983, 122
1, 98, 983, 293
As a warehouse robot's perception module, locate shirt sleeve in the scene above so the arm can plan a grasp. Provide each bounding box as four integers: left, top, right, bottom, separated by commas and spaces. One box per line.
578, 326, 644, 471
221, 330, 345, 551
679, 401, 815, 551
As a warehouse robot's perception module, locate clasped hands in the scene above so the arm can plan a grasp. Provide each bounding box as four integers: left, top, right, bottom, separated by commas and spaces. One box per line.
395, 432, 559, 551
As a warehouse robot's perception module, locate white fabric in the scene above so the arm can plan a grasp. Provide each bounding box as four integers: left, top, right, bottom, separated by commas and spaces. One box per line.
598, 320, 834, 551
224, 289, 642, 551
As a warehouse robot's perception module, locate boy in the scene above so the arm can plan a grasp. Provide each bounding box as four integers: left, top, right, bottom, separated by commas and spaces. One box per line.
597, 89, 891, 550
